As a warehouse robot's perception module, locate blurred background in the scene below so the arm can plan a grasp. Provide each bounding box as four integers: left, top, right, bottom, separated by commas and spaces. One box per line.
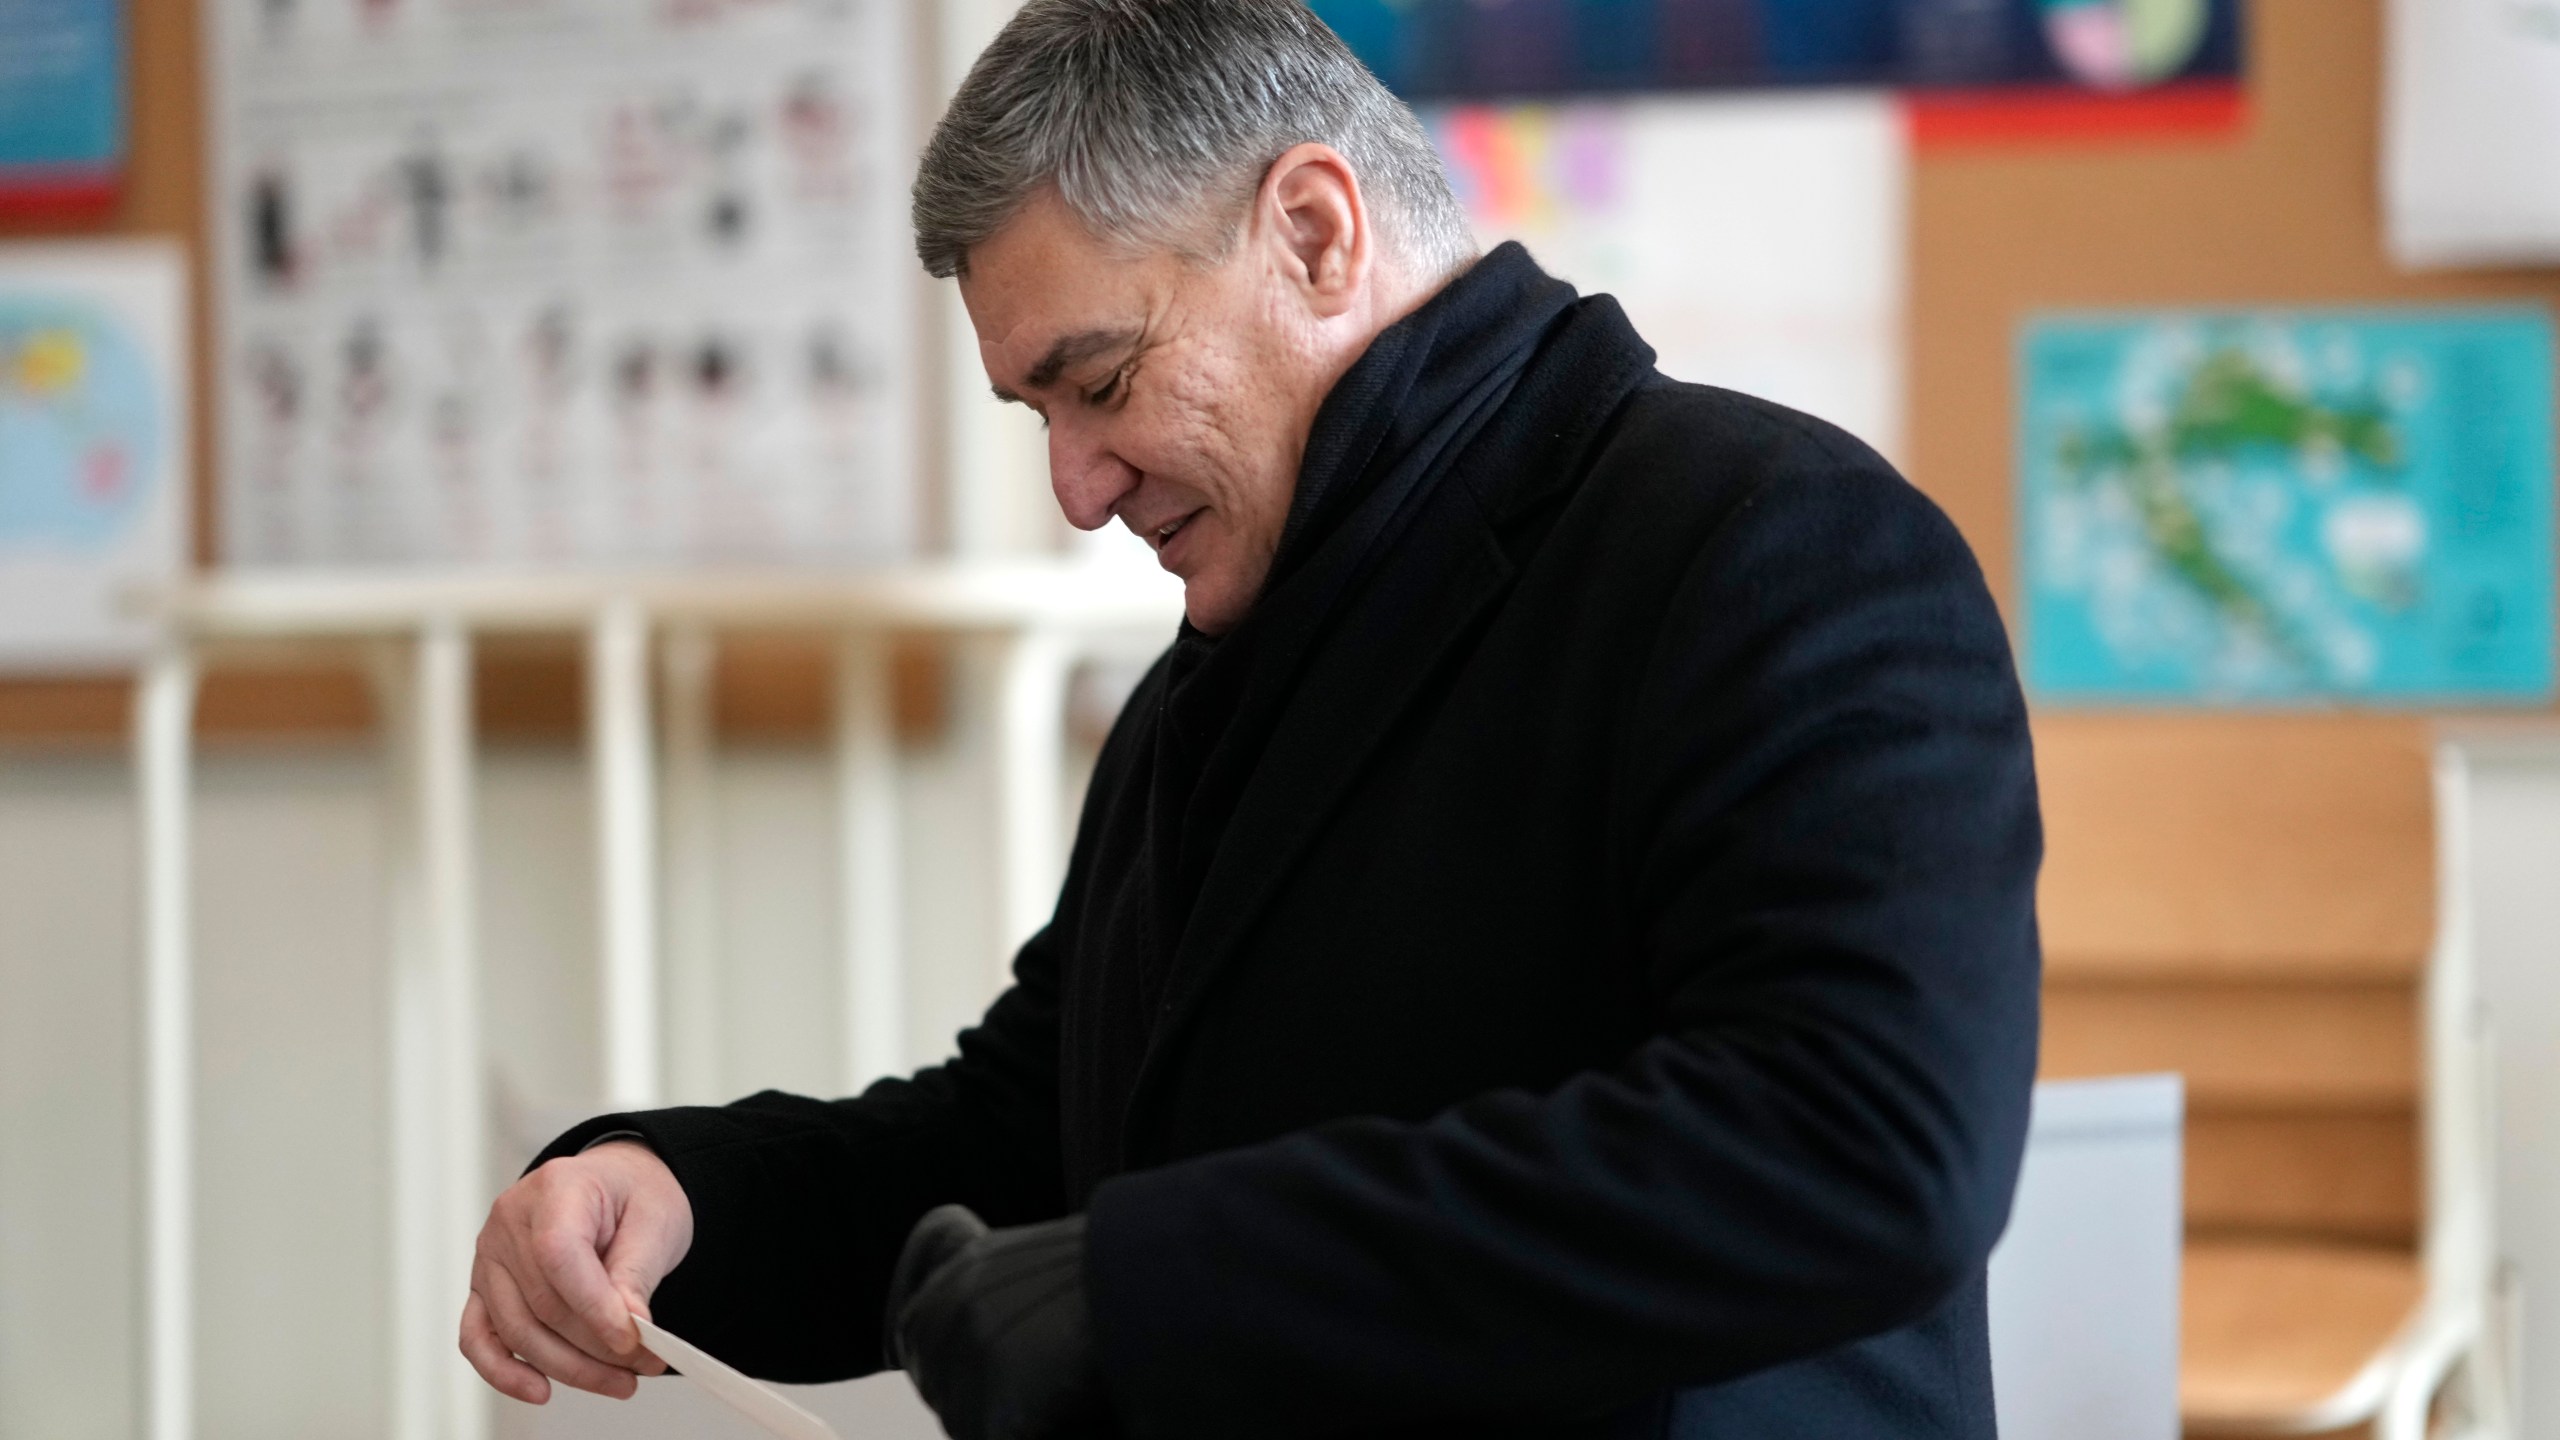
3, 1, 2558, 1438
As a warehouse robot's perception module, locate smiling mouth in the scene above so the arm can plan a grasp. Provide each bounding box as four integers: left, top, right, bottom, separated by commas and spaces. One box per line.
1147, 513, 1194, 551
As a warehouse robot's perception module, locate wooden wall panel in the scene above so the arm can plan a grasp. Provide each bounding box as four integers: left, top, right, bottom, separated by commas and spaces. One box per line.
0, 643, 945, 747
2042, 979, 2416, 1110
2186, 1110, 2419, 1246
2035, 714, 2435, 979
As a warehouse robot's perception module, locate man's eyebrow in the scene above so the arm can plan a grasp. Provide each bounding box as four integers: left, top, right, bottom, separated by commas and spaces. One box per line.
991, 326, 1140, 404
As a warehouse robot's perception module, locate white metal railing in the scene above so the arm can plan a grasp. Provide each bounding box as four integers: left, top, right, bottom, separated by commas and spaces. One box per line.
130, 561, 1181, 1440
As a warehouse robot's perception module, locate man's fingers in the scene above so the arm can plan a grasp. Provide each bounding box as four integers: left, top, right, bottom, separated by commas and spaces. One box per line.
481, 1260, 643, 1401
519, 1221, 643, 1367
460, 1289, 551, 1406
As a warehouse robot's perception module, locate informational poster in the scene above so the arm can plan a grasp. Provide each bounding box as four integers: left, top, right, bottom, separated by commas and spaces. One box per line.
1429, 94, 1904, 460
0, 241, 186, 669
2383, 0, 2560, 268
1315, 0, 2242, 98
206, 0, 917, 569
0, 0, 124, 217
2020, 308, 2557, 705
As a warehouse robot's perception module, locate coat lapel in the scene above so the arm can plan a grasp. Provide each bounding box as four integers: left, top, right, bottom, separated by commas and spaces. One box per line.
1122, 480, 1517, 1148
1115, 291, 1661, 1158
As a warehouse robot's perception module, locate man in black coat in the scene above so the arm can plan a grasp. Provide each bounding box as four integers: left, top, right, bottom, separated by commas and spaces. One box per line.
459, 3, 2042, 1437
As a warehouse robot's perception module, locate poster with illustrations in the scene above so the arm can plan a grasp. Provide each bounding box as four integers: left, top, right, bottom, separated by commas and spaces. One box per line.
207, 0, 918, 569
0, 241, 186, 669
2020, 307, 2556, 706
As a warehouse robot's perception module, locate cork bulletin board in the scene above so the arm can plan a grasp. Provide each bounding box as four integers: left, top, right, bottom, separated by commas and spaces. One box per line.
3, 0, 2554, 771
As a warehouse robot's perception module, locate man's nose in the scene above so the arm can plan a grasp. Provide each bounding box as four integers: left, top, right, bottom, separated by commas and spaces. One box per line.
1048, 416, 1139, 532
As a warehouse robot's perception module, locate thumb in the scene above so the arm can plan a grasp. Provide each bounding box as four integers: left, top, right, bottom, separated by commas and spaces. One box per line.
614, 1283, 667, 1377
600, 1208, 686, 1372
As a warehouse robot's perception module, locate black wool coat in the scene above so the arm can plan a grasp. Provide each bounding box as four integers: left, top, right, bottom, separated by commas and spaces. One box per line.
539, 248, 2044, 1440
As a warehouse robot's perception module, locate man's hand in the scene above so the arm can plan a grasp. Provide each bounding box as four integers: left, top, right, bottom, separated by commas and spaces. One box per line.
886, 1205, 1113, 1440
460, 1139, 694, 1404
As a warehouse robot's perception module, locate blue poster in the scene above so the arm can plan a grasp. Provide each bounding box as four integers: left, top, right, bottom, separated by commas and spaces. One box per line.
0, 0, 123, 191
1311, 0, 2242, 100
2020, 308, 2556, 706
0, 293, 163, 549
0, 243, 185, 668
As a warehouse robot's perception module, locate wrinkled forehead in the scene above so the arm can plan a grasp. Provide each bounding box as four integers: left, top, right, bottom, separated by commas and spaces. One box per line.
960, 194, 1182, 390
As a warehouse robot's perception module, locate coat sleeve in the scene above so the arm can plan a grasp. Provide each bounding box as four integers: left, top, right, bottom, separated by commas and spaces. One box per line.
525, 923, 1071, 1383
1083, 452, 2045, 1436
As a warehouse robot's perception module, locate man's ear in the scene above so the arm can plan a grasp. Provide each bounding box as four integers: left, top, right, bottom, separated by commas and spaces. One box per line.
1254, 143, 1369, 319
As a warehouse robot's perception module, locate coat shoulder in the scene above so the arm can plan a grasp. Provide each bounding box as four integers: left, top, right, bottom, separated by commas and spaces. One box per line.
1552, 377, 1982, 604
1598, 378, 1943, 536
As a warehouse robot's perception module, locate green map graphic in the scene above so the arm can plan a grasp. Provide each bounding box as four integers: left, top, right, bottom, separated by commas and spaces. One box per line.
2022, 310, 2554, 704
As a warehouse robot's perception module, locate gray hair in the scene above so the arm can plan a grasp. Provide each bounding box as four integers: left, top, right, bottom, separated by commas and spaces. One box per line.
912, 0, 1477, 280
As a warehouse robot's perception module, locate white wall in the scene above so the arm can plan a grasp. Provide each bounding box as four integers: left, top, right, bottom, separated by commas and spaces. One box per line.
0, 685, 1085, 1439
1, 748, 147, 1440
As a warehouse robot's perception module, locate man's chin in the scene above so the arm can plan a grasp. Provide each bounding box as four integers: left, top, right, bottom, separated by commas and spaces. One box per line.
1180, 574, 1252, 637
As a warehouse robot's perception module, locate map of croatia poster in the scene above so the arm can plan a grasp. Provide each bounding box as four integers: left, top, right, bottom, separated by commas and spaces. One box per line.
2020, 308, 2555, 705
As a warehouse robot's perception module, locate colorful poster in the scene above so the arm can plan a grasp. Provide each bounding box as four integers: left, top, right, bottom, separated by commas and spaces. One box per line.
0, 241, 186, 670
0, 0, 124, 217
207, 0, 917, 569
2020, 308, 2556, 706
1312, 0, 2242, 99
1428, 93, 1904, 460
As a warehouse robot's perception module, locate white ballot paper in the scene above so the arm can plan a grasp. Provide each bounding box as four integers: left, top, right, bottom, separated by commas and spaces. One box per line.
636, 1316, 844, 1440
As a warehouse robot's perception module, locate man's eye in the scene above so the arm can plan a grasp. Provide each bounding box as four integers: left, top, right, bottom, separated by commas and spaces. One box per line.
1087, 369, 1125, 406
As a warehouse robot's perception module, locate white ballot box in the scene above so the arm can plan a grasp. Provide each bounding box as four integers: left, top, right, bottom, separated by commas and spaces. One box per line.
1987, 1074, 2185, 1440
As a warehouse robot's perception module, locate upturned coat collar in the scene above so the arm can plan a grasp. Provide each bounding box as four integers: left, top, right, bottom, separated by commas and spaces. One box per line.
1114, 249, 1662, 1164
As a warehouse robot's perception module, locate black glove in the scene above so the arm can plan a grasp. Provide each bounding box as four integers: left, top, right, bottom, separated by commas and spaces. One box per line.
884, 1205, 1115, 1440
